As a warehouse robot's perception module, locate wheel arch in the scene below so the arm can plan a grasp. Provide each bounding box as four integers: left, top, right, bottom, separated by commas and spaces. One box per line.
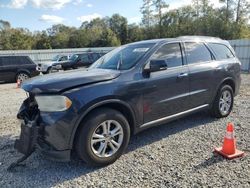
15, 69, 31, 81
218, 77, 236, 94
70, 99, 136, 149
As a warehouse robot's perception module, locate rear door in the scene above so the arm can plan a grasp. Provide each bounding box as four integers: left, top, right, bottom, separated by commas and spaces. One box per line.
143, 42, 190, 123
184, 42, 216, 108
0, 56, 17, 82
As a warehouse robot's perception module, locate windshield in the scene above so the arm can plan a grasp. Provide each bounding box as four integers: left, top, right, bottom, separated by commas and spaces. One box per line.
90, 43, 154, 70
52, 55, 60, 61
69, 54, 79, 61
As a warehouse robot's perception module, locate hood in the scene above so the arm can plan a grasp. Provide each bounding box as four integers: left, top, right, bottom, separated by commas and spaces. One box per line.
40, 61, 56, 66
22, 68, 120, 94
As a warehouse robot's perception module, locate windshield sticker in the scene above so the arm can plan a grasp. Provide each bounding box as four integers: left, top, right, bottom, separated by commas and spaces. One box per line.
133, 48, 149, 52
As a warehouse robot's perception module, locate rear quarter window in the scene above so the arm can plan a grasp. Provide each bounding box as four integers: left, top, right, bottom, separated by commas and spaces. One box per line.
208, 43, 234, 60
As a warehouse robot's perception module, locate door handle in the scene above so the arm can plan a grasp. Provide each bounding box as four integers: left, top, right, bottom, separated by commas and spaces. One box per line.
177, 73, 188, 78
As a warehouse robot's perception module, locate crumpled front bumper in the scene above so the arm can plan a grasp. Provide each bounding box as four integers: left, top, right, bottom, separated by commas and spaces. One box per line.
15, 97, 71, 162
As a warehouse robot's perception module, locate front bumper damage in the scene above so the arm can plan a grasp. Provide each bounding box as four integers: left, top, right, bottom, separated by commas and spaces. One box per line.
8, 96, 70, 171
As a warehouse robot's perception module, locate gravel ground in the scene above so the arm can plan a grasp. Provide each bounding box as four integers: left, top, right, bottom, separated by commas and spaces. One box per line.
0, 74, 249, 188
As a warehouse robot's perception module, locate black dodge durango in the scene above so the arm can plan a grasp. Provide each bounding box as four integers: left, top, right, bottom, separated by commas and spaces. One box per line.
14, 36, 241, 166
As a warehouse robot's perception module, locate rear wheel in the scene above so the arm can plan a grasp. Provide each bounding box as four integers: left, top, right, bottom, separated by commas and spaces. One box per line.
211, 84, 234, 118
16, 72, 30, 82
75, 108, 130, 166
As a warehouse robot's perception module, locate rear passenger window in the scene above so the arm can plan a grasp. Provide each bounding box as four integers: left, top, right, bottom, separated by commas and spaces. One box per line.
1, 57, 16, 66
185, 42, 212, 64
152, 43, 183, 68
209, 43, 234, 60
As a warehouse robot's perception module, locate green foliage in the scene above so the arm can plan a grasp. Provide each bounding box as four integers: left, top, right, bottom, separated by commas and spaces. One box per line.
0, 0, 249, 50
109, 14, 128, 44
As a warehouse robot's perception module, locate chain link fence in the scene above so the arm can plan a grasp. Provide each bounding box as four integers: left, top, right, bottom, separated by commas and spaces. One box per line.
229, 39, 250, 72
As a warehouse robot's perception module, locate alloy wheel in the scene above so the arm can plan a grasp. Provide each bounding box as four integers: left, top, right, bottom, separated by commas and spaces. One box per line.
17, 73, 29, 82
90, 120, 124, 158
219, 90, 232, 116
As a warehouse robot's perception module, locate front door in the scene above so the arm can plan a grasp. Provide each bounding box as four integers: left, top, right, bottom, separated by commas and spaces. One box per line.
143, 42, 190, 124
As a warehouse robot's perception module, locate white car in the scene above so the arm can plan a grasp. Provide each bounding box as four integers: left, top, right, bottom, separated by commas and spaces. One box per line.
37, 55, 70, 74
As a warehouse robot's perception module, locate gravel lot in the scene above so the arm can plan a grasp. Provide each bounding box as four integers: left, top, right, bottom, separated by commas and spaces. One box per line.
0, 74, 249, 188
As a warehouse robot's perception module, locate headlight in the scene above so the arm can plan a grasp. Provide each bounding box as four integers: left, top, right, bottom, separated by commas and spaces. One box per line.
35, 95, 72, 112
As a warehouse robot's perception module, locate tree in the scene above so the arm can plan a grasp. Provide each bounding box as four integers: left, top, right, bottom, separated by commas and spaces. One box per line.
0, 28, 34, 50
109, 14, 128, 44
127, 24, 144, 42
141, 0, 154, 28
35, 32, 51, 49
154, 0, 168, 37
0, 20, 11, 30
235, 0, 250, 23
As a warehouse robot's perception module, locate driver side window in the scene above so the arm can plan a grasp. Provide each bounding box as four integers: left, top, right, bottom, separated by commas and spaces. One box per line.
151, 43, 183, 68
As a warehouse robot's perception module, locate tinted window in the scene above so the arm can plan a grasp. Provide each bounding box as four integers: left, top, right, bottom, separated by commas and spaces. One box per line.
185, 42, 212, 64
69, 54, 78, 61
19, 56, 32, 65
80, 54, 89, 62
151, 43, 183, 68
209, 43, 234, 60
91, 53, 101, 62
1, 57, 17, 66
59, 56, 68, 61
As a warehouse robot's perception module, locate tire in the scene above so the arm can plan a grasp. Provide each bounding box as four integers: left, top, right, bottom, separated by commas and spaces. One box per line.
46, 67, 53, 74
211, 84, 234, 118
16, 72, 30, 82
75, 108, 130, 166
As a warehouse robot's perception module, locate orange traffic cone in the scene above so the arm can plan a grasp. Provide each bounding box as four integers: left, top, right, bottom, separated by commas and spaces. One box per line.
214, 122, 244, 159
16, 79, 21, 88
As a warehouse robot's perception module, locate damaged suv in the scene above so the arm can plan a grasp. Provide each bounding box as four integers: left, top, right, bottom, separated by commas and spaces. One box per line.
14, 36, 241, 166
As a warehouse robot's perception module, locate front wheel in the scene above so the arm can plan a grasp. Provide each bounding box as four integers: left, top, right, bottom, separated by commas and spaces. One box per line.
75, 108, 130, 166
211, 85, 234, 118
46, 67, 53, 74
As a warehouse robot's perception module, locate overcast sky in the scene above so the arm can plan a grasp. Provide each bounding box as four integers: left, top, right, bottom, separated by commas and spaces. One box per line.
0, 0, 223, 31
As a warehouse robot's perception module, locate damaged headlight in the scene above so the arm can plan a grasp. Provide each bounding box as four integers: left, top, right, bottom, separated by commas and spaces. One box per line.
35, 95, 72, 112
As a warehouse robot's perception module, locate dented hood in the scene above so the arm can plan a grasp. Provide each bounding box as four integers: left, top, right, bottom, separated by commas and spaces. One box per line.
22, 68, 120, 94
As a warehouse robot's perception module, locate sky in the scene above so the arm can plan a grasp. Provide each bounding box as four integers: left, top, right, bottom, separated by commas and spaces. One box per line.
0, 0, 223, 31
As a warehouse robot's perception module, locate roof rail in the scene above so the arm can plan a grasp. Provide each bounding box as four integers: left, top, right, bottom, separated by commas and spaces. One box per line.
177, 35, 222, 41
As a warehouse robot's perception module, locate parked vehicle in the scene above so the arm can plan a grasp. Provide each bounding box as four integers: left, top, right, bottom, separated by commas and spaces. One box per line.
52, 52, 106, 71
37, 55, 70, 74
0, 55, 39, 83
14, 36, 241, 167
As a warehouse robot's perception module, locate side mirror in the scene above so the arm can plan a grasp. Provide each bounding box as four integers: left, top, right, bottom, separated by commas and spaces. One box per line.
149, 59, 167, 72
